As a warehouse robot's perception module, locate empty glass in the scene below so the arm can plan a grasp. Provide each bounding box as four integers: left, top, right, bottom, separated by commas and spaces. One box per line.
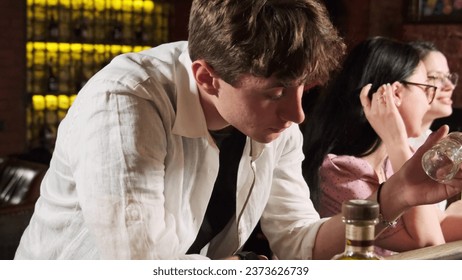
421, 132, 462, 183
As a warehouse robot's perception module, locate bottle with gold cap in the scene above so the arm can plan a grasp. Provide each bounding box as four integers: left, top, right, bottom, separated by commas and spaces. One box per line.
332, 199, 382, 260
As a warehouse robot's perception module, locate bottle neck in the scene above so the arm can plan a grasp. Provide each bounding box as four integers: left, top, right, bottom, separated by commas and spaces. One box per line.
344, 223, 376, 255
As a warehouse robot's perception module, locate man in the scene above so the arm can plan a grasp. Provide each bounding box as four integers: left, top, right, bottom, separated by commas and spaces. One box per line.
15, 0, 462, 259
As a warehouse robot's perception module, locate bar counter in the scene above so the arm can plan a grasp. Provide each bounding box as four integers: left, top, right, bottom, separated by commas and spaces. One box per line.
386, 240, 462, 260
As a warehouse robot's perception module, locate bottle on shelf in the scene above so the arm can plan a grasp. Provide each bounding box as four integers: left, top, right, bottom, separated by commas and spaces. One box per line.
27, 0, 172, 153
47, 11, 59, 40
30, 95, 54, 154
332, 199, 382, 260
110, 11, 124, 43
46, 58, 59, 93
38, 114, 56, 153
73, 17, 89, 42
74, 61, 88, 92
134, 20, 148, 44
133, 6, 148, 45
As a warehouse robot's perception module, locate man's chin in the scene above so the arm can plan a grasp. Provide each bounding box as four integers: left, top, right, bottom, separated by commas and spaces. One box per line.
252, 133, 281, 144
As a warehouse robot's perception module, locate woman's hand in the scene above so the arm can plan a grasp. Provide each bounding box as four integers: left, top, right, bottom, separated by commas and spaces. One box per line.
359, 83, 413, 171
360, 84, 408, 148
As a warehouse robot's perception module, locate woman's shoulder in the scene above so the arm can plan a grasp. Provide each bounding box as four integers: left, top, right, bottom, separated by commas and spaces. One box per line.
319, 153, 378, 190
318, 154, 379, 217
322, 154, 373, 174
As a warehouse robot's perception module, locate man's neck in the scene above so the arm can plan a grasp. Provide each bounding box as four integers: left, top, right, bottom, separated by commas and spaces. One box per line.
198, 87, 229, 130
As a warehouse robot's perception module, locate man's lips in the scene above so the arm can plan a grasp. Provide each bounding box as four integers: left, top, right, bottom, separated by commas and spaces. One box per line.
269, 126, 290, 133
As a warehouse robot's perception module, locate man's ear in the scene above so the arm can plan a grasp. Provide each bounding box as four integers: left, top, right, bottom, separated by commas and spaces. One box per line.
391, 81, 403, 106
191, 60, 219, 95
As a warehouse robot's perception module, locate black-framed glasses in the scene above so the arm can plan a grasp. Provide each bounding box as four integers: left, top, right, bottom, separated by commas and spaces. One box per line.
400, 81, 437, 104
428, 73, 459, 87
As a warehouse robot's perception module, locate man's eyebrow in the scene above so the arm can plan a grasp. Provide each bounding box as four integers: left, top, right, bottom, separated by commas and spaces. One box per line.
265, 82, 286, 88
428, 71, 449, 75
267, 80, 304, 88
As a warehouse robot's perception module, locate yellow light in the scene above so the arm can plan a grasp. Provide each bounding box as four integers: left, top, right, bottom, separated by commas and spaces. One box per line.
70, 43, 83, 52
28, 42, 151, 56
58, 95, 70, 110
26, 43, 33, 52
82, 44, 93, 52
121, 45, 133, 53
146, 1, 155, 13
94, 44, 105, 54
46, 42, 59, 53
58, 43, 71, 52
69, 94, 77, 106
111, 0, 122, 10
29, 0, 156, 13
58, 110, 67, 121
110, 45, 122, 54
45, 95, 58, 110
133, 0, 144, 10
27, 42, 45, 51
133, 46, 151, 52
94, 0, 105, 11
33, 95, 46, 111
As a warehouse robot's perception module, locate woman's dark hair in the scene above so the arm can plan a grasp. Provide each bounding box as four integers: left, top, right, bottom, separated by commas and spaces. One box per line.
408, 40, 439, 60
302, 36, 421, 206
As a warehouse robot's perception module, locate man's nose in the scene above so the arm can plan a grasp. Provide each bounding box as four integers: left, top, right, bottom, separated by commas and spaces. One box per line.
279, 87, 305, 124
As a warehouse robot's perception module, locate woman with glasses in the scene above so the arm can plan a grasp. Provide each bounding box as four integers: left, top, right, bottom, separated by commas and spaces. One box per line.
408, 41, 458, 149
302, 36, 462, 256
407, 40, 462, 228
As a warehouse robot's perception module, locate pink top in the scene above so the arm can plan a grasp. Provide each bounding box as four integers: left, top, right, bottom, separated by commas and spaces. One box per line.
318, 154, 404, 255
319, 154, 391, 217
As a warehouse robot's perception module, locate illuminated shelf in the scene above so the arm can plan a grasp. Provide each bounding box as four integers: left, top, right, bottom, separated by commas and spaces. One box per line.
28, 41, 151, 53
28, 0, 155, 12
26, 0, 171, 151
27, 41, 151, 68
32, 94, 77, 111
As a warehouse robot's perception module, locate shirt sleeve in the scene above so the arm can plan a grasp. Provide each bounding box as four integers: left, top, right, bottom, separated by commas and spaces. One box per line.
260, 126, 326, 260
67, 81, 207, 259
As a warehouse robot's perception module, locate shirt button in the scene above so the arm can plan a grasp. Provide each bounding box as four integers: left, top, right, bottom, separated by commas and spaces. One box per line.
126, 204, 141, 221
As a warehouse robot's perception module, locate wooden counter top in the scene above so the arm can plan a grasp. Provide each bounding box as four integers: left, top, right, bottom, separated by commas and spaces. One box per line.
386, 240, 462, 260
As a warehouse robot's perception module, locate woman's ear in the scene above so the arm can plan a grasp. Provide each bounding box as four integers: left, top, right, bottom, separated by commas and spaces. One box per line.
391, 81, 403, 106
191, 60, 219, 95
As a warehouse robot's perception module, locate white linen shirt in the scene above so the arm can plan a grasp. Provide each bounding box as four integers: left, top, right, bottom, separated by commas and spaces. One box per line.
15, 41, 324, 260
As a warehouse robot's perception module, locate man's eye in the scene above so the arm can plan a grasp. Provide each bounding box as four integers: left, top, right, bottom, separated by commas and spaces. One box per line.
268, 93, 284, 100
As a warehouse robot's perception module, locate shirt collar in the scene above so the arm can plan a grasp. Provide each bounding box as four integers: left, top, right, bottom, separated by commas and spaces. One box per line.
172, 50, 210, 139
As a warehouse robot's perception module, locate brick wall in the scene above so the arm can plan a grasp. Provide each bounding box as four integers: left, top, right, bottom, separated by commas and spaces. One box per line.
335, 0, 403, 49
335, 0, 462, 108
0, 0, 27, 157
402, 24, 462, 108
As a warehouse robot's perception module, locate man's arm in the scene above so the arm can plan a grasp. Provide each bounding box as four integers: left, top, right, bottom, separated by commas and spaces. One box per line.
314, 125, 462, 259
